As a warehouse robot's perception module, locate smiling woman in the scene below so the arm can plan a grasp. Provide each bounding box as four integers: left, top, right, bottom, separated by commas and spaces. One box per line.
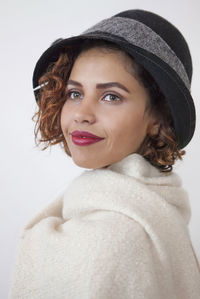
59, 46, 160, 169
9, 9, 200, 299
32, 38, 184, 171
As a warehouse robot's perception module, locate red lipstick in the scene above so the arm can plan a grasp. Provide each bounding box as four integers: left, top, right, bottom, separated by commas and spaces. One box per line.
70, 130, 105, 146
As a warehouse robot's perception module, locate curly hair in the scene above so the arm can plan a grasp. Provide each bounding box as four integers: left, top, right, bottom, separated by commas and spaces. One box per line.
32, 39, 185, 172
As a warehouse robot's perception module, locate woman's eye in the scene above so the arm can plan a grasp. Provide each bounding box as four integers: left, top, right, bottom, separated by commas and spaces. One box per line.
104, 94, 121, 102
66, 91, 82, 99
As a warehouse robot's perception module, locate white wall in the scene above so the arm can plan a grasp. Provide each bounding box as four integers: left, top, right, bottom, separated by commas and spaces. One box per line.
1, 0, 200, 297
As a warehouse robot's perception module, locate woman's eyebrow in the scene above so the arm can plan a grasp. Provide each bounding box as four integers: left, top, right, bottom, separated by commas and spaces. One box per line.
66, 80, 130, 94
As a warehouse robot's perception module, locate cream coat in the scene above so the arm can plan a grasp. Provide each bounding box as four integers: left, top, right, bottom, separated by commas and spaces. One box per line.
9, 153, 200, 298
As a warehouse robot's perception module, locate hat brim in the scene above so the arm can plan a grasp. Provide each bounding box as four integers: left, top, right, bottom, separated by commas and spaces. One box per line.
32, 32, 195, 149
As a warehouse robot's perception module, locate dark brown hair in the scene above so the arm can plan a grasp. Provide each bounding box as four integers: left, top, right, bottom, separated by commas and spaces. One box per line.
32, 39, 185, 172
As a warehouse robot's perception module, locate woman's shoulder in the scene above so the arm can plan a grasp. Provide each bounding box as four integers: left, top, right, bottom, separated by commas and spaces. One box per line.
75, 209, 150, 251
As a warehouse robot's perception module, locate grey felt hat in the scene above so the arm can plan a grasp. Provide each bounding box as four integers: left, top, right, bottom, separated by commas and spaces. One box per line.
32, 9, 196, 150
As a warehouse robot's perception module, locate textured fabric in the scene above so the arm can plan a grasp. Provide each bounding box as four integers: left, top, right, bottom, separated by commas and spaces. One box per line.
82, 17, 190, 89
9, 153, 200, 298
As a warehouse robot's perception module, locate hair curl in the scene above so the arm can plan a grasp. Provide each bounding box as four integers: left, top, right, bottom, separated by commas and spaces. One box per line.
32, 39, 185, 172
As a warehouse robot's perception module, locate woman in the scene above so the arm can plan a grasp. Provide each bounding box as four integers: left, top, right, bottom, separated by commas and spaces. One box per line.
9, 9, 200, 299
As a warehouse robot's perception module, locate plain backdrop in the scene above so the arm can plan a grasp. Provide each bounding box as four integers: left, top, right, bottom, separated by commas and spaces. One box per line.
1, 0, 200, 298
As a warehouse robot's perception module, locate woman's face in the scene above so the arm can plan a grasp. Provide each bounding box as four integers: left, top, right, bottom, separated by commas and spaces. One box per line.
60, 47, 156, 169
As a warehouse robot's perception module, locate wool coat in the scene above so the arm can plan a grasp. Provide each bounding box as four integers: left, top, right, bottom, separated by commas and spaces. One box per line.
9, 153, 200, 299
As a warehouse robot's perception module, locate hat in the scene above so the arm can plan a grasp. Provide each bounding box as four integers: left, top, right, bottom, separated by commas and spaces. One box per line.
32, 9, 195, 150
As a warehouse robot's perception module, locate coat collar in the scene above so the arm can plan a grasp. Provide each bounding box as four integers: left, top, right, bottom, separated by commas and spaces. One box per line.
63, 153, 191, 225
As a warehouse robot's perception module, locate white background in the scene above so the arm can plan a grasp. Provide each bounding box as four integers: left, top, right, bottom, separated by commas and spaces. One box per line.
1, 0, 200, 298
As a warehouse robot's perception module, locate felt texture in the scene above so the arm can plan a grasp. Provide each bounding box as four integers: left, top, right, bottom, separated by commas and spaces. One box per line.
82, 17, 190, 89
9, 153, 200, 298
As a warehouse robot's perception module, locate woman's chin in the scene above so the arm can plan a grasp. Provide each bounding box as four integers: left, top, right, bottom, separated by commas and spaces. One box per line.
71, 156, 109, 170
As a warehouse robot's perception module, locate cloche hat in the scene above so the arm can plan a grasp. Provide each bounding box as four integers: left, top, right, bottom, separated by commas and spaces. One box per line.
32, 9, 196, 150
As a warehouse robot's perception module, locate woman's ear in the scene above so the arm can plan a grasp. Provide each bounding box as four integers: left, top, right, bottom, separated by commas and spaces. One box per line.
147, 120, 160, 137
151, 123, 160, 135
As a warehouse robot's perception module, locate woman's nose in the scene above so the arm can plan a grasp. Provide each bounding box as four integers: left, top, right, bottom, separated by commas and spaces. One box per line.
73, 99, 96, 124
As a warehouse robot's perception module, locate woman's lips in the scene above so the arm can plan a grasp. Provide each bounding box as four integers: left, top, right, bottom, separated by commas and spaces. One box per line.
70, 130, 105, 146
71, 136, 104, 146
